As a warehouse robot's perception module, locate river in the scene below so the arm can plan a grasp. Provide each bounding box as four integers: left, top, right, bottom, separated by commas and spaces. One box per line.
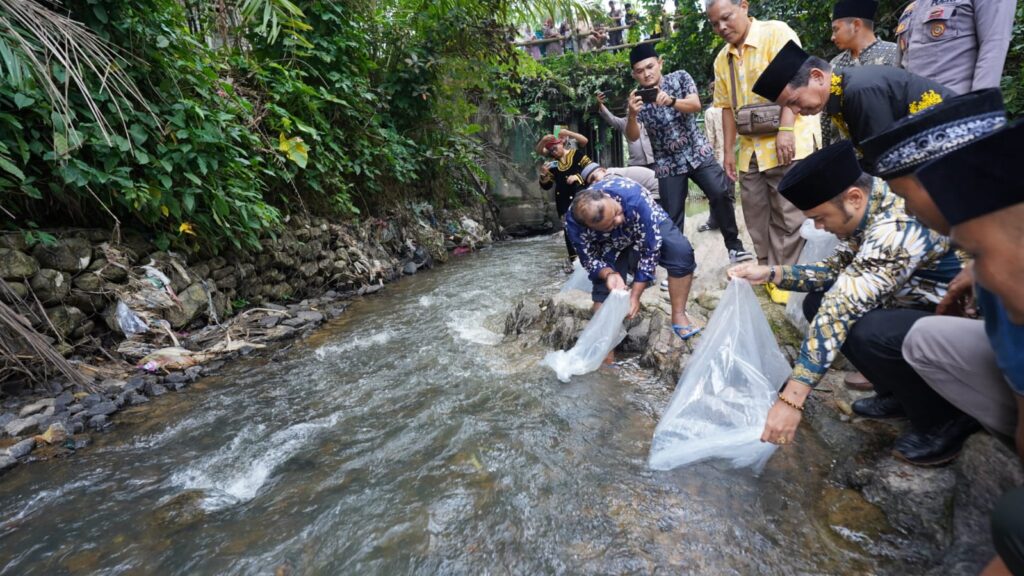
0, 236, 903, 575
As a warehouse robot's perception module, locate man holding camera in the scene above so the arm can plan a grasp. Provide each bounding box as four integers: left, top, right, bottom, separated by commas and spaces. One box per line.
625, 44, 753, 268
705, 0, 822, 304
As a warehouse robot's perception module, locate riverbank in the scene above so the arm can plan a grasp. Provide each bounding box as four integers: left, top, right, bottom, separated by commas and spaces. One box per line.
504, 210, 1024, 574
0, 202, 498, 473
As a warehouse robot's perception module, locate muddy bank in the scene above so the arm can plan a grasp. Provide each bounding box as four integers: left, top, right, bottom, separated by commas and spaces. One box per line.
0, 203, 497, 473
502, 211, 1024, 574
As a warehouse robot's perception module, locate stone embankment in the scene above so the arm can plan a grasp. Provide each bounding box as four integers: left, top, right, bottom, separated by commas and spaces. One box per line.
0, 203, 496, 473
503, 211, 1024, 574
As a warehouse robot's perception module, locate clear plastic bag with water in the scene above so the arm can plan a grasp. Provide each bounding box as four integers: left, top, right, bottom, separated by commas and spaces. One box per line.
541, 289, 630, 382
560, 259, 592, 293
648, 279, 791, 473
785, 219, 840, 334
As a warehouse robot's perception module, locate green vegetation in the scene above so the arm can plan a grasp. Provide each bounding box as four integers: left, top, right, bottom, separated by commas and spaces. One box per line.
2, 0, 1020, 255
0, 0, 589, 252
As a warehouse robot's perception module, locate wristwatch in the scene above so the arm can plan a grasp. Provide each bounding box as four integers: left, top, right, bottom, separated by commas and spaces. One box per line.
670, 97, 677, 107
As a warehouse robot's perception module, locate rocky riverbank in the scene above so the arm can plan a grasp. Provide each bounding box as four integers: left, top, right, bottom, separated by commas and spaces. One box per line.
503, 211, 1024, 574
0, 202, 497, 474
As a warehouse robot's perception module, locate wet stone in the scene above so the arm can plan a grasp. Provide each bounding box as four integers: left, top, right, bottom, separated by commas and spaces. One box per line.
296, 311, 323, 323
124, 376, 145, 392
0, 455, 16, 474
281, 317, 307, 328
6, 437, 35, 459
19, 400, 51, 418
128, 392, 149, 406
184, 366, 203, 381
5, 416, 40, 437
100, 379, 127, 395
0, 413, 15, 429
164, 372, 188, 385
53, 391, 74, 410
70, 420, 85, 435
145, 383, 167, 397
81, 394, 104, 408
84, 401, 117, 418
67, 404, 84, 415
88, 415, 109, 430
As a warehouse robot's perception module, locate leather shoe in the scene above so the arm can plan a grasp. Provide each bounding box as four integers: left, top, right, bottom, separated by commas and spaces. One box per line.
851, 394, 906, 419
892, 415, 981, 466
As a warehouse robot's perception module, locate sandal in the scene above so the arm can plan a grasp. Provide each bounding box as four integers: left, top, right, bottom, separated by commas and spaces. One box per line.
672, 323, 703, 341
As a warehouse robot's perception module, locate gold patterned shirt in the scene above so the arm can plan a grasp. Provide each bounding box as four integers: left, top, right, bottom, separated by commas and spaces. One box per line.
777, 180, 964, 388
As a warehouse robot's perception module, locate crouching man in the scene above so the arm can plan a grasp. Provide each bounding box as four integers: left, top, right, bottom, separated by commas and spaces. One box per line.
567, 173, 702, 341
728, 140, 974, 465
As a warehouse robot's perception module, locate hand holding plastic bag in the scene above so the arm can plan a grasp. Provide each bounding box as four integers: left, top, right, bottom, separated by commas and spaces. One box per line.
541, 290, 630, 382
648, 279, 791, 473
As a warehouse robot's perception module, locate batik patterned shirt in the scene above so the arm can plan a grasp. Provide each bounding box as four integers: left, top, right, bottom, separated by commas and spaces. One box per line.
566, 175, 667, 284
637, 70, 714, 178
777, 180, 964, 388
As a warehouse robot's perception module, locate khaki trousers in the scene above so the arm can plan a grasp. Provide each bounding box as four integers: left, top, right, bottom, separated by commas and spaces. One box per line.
738, 155, 805, 266
903, 315, 1019, 439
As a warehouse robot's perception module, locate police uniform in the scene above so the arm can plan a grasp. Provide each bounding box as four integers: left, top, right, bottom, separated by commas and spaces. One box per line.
896, 0, 1016, 95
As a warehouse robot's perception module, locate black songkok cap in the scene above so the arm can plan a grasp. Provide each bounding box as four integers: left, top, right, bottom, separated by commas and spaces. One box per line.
629, 43, 658, 66
917, 120, 1024, 226
752, 40, 811, 102
833, 0, 878, 21
860, 88, 1007, 180
779, 141, 864, 211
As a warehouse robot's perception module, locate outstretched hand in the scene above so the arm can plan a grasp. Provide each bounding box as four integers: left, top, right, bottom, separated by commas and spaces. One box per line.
727, 262, 770, 284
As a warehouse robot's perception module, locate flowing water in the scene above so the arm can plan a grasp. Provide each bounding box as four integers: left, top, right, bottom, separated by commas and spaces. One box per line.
0, 237, 905, 575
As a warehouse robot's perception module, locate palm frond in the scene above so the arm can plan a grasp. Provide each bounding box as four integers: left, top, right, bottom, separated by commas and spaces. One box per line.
0, 0, 152, 144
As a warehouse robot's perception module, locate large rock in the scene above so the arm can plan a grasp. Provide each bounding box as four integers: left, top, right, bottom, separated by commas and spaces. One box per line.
30, 269, 70, 303
0, 248, 39, 279
0, 281, 27, 303
162, 282, 211, 329
72, 272, 105, 292
44, 305, 86, 339
32, 237, 92, 273
0, 234, 27, 251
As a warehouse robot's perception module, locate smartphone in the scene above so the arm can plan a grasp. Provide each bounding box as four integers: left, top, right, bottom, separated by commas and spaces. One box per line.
637, 87, 659, 104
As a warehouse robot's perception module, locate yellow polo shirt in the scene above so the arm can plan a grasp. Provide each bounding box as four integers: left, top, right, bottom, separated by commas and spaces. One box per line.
712, 19, 821, 173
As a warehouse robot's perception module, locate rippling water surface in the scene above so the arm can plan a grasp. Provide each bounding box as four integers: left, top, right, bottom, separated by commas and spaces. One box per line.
0, 236, 903, 575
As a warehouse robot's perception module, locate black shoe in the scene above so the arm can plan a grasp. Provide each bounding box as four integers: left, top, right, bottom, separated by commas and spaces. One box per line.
851, 395, 906, 419
698, 220, 719, 232
892, 416, 981, 466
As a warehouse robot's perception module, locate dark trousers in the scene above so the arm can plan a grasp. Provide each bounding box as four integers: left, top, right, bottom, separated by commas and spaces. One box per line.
803, 292, 966, 431
704, 183, 735, 229
556, 191, 576, 259
993, 487, 1024, 576
591, 219, 696, 303
658, 157, 743, 252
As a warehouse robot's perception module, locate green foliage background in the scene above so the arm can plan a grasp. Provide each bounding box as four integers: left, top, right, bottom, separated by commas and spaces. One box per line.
0, 0, 518, 252
2, 0, 1021, 254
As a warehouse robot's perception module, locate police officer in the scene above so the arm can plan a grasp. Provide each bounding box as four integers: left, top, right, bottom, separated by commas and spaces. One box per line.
752, 40, 955, 149
896, 0, 1016, 95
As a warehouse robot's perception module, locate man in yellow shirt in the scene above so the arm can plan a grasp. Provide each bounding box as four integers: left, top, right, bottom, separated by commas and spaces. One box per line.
706, 0, 822, 304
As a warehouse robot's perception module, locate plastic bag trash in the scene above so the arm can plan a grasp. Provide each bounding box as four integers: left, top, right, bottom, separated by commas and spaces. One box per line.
115, 300, 149, 336
785, 219, 840, 333
560, 259, 592, 293
541, 290, 630, 382
648, 279, 791, 473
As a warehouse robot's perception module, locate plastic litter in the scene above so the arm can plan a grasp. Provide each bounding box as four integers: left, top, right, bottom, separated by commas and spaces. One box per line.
541, 289, 630, 382
785, 219, 840, 334
115, 300, 149, 336
648, 279, 791, 473
560, 259, 593, 293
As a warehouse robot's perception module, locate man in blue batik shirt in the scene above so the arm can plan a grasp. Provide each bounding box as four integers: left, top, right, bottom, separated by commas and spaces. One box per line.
566, 173, 702, 341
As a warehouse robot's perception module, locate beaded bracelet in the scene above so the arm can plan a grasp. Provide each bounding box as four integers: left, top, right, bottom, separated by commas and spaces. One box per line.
778, 392, 804, 412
